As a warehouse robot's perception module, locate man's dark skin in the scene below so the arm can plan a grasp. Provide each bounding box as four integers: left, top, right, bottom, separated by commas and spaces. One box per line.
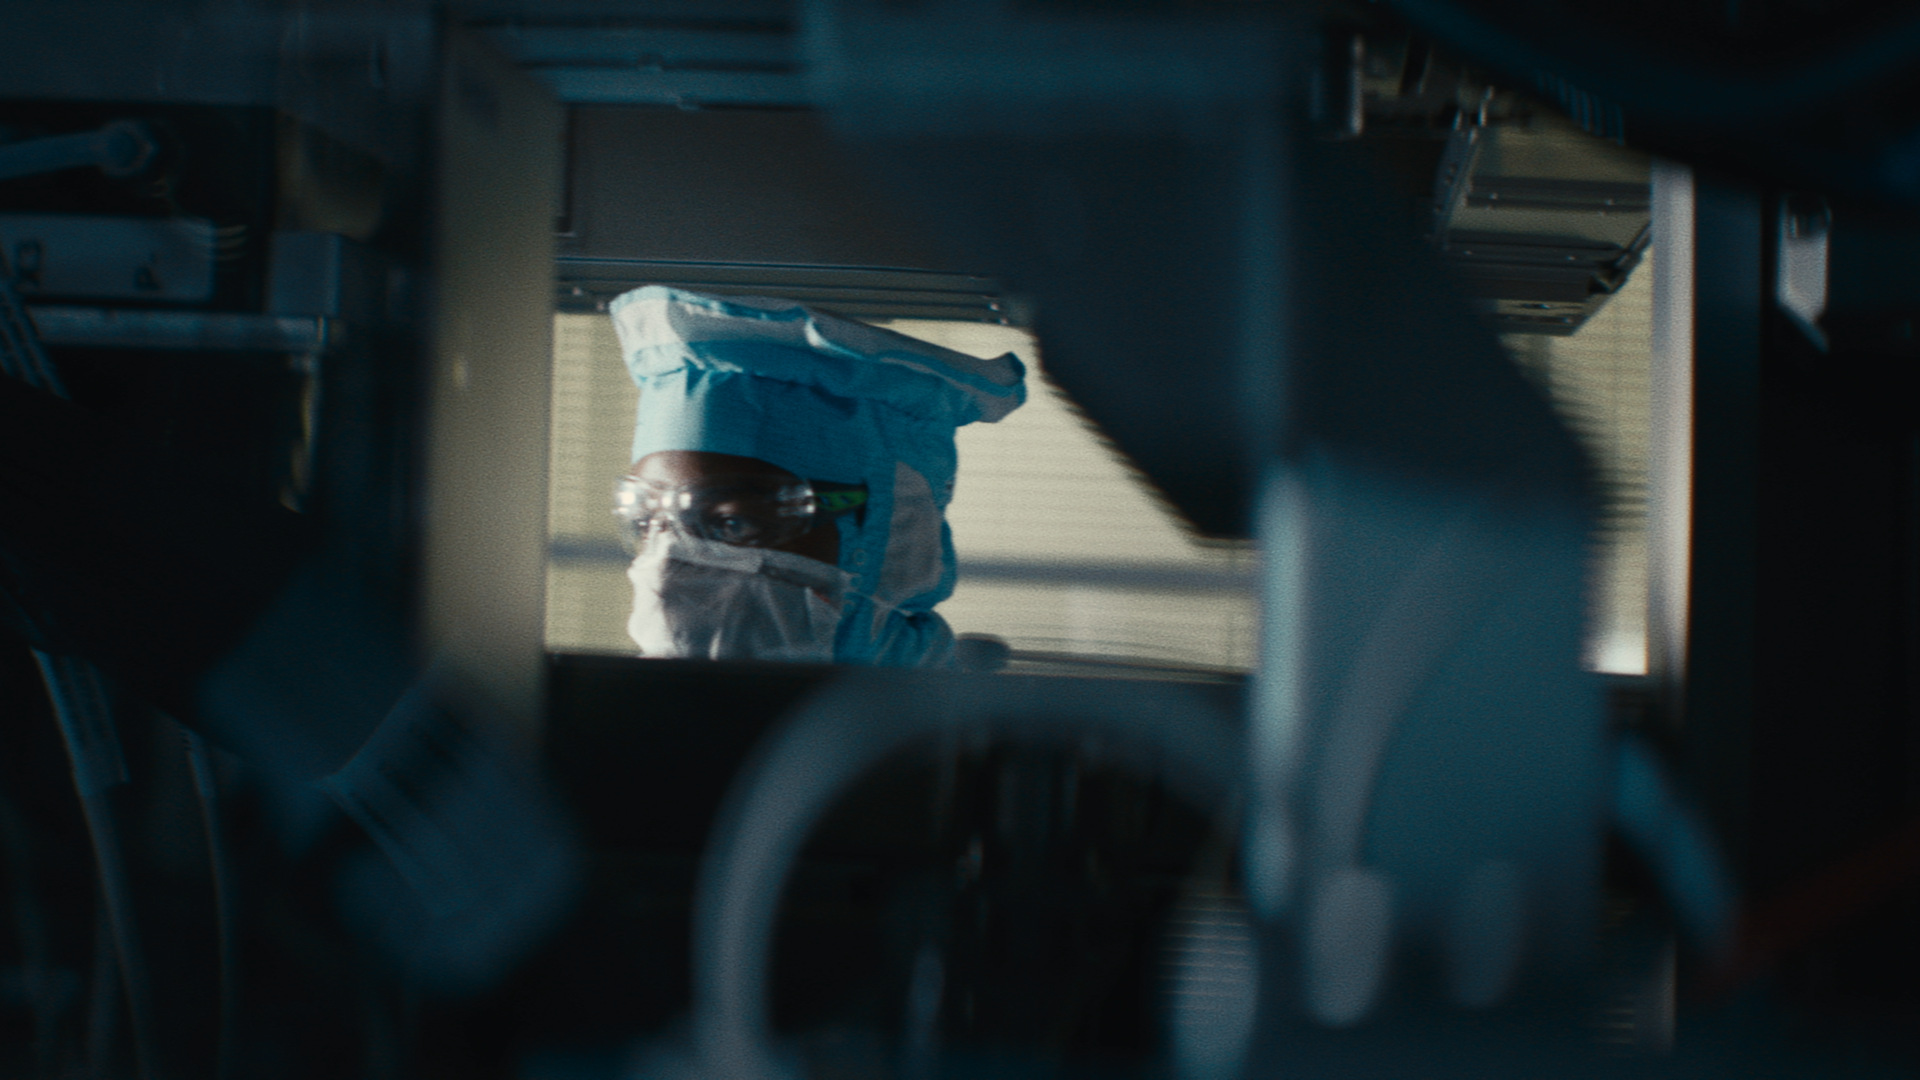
627, 449, 841, 566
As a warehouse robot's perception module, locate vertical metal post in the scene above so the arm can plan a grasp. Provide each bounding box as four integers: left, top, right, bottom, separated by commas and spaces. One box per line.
1243, 99, 1302, 928
1680, 173, 1762, 863
422, 28, 563, 740
1647, 160, 1693, 718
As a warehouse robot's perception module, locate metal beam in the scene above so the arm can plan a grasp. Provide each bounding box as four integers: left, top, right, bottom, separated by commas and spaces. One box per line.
26, 307, 332, 353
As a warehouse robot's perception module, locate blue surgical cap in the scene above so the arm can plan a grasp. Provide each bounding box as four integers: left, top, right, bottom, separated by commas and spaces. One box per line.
609, 286, 1027, 666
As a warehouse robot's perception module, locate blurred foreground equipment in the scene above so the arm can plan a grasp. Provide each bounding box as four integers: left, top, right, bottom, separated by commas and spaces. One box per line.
0, 2, 1916, 1079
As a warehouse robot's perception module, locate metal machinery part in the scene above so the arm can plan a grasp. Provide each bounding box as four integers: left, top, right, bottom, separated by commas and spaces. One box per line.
0, 2, 1915, 1080
1429, 122, 1651, 335
0, 120, 155, 184
1348, 31, 1654, 337
683, 672, 1242, 1080
0, 213, 217, 304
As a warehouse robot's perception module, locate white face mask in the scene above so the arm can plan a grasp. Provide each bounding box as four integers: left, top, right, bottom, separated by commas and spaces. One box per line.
626, 533, 850, 663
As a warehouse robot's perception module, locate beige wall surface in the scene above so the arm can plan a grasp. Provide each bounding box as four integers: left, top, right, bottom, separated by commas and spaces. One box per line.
423, 30, 564, 734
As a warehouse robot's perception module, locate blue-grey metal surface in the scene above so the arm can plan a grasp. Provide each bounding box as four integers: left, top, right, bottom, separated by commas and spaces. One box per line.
475, 2, 799, 106
26, 307, 331, 353
0, 214, 218, 305
0, 1, 436, 172
529, 67, 805, 107
0, 122, 155, 184
266, 231, 394, 322
484, 25, 791, 69
460, 0, 790, 22
807, 1, 1282, 139
0, 2, 277, 105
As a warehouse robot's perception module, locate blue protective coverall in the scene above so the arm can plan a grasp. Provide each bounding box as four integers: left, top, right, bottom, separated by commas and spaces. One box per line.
610, 286, 1028, 666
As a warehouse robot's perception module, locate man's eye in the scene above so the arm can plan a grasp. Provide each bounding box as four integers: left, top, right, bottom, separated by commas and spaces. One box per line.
707, 513, 763, 544
700, 497, 770, 543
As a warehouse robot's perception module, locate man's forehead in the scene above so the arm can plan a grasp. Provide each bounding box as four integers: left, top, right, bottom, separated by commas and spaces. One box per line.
631, 450, 802, 486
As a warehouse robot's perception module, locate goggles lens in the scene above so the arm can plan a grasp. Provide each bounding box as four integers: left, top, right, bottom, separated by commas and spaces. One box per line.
614, 474, 866, 549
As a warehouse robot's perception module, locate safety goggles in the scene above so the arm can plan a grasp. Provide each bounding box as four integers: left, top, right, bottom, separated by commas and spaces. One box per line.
614, 473, 868, 550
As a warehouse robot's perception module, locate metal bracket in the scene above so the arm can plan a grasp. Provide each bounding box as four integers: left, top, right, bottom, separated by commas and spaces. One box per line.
0, 120, 155, 184
1775, 194, 1831, 352
0, 214, 217, 305
26, 306, 333, 352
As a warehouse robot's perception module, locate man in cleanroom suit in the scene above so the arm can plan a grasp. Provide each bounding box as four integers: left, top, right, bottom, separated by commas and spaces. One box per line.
608, 285, 1027, 667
